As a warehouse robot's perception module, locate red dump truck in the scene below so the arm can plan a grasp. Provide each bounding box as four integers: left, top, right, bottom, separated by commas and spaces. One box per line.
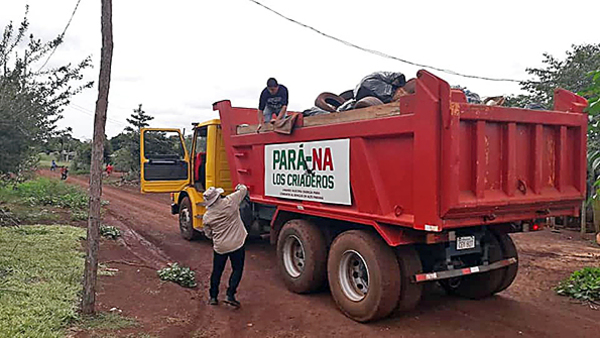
140, 70, 588, 322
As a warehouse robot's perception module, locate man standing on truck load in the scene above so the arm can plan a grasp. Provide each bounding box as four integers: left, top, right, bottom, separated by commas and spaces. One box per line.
258, 77, 288, 126
202, 184, 249, 308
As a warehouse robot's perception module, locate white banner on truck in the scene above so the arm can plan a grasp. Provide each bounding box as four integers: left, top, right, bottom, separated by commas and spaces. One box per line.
265, 139, 350, 205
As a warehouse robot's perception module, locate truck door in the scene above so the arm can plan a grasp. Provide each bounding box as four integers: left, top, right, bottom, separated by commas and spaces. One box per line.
140, 128, 190, 193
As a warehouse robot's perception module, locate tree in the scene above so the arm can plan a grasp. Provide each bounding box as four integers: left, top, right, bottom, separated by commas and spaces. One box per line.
0, 6, 93, 175
506, 43, 600, 108
125, 104, 153, 133
82, 0, 113, 315
71, 138, 112, 172
110, 104, 154, 175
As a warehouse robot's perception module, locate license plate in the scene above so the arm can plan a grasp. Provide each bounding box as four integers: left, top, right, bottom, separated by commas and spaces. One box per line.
456, 236, 476, 250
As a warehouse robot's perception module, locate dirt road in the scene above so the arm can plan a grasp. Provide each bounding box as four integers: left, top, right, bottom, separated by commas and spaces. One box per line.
58, 172, 600, 338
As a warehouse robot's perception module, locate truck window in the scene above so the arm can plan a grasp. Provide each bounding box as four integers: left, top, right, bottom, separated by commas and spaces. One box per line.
143, 130, 185, 160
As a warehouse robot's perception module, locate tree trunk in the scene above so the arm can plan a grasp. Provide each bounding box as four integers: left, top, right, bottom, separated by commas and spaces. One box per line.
81, 0, 113, 315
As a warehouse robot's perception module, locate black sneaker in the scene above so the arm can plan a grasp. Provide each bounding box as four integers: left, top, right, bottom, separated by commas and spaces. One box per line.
224, 295, 240, 308
208, 297, 218, 306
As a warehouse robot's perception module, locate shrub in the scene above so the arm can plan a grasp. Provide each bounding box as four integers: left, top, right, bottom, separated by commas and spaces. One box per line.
157, 263, 197, 288
99, 225, 121, 239
2, 177, 88, 209
556, 267, 600, 302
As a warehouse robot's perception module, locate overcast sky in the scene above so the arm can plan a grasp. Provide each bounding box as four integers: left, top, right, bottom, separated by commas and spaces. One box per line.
2, 0, 599, 140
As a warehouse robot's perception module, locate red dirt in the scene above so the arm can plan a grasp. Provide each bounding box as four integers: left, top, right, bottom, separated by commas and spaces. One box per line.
45, 171, 600, 337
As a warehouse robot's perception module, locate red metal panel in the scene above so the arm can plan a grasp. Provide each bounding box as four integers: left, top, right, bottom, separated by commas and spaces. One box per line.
556, 126, 567, 192
474, 120, 486, 199
504, 123, 517, 197
532, 124, 544, 194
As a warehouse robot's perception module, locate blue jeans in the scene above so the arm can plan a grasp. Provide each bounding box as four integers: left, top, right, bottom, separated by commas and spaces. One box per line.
263, 106, 282, 123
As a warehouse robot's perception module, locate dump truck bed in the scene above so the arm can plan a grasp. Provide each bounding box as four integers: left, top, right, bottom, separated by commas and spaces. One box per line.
213, 70, 587, 233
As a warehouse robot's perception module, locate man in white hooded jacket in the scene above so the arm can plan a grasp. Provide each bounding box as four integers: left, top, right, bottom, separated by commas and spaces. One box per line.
202, 184, 248, 307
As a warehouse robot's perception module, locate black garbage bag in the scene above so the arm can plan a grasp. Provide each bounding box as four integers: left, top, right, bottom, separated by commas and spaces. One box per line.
452, 85, 482, 104
525, 103, 545, 110
354, 71, 406, 103
302, 107, 330, 117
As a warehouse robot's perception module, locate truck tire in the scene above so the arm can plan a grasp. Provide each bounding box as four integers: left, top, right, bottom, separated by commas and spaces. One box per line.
394, 246, 423, 312
277, 219, 327, 293
442, 234, 504, 299
178, 197, 201, 241
327, 230, 401, 322
494, 232, 518, 293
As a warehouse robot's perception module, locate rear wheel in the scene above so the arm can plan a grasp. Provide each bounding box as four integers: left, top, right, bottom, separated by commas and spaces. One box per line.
178, 197, 201, 241
394, 246, 423, 312
442, 234, 504, 299
277, 219, 328, 293
494, 232, 518, 293
328, 230, 400, 322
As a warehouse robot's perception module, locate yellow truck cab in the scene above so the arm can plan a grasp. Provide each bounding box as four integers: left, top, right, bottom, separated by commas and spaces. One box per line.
140, 119, 238, 239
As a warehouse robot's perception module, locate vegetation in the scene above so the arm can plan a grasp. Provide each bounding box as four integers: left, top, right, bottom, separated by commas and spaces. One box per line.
556, 267, 600, 303
100, 224, 121, 239
0, 6, 92, 176
0, 225, 85, 337
157, 263, 197, 288
76, 312, 139, 331
506, 43, 600, 109
0, 177, 89, 226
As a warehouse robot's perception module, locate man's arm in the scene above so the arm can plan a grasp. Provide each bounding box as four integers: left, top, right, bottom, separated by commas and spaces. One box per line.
203, 222, 213, 239
228, 184, 248, 206
276, 105, 287, 120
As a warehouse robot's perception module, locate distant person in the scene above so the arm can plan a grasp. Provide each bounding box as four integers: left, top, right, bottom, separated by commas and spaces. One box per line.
106, 164, 113, 176
202, 184, 248, 308
60, 166, 68, 180
50, 160, 57, 171
258, 78, 288, 127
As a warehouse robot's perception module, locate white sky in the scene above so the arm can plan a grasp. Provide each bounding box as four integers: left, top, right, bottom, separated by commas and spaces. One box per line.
1, 0, 599, 140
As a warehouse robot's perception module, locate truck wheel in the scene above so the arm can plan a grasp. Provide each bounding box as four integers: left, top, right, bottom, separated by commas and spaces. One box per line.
395, 246, 423, 312
494, 232, 518, 293
178, 197, 200, 241
442, 234, 504, 299
277, 219, 327, 293
327, 230, 400, 322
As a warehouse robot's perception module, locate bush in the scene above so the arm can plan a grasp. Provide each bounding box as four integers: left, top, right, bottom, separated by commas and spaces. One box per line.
8, 178, 88, 209
157, 263, 197, 288
99, 225, 121, 239
556, 267, 600, 302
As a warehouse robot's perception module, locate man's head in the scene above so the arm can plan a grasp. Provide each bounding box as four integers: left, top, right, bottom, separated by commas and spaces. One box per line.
267, 77, 279, 95
203, 187, 225, 207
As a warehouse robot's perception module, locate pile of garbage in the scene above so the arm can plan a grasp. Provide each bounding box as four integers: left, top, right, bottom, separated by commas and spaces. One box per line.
303, 71, 415, 117
303, 71, 546, 117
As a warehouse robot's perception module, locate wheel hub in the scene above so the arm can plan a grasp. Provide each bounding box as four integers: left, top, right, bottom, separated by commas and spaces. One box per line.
339, 250, 369, 302
283, 235, 305, 278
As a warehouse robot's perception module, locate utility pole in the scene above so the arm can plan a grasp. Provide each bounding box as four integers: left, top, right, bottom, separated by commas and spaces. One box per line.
82, 0, 113, 315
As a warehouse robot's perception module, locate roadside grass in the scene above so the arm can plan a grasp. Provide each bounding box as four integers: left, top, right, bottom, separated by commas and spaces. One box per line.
0, 225, 85, 338
77, 312, 139, 331
0, 177, 89, 226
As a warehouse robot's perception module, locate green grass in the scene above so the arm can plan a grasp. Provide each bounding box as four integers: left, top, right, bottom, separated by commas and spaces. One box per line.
77, 312, 139, 331
0, 177, 88, 209
0, 225, 86, 338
